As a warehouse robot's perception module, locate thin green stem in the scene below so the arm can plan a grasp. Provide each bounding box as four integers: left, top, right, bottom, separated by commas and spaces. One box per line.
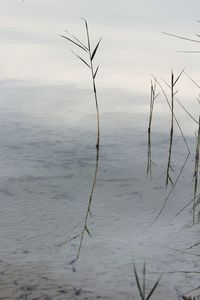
192, 115, 200, 224
77, 20, 100, 258
166, 71, 174, 187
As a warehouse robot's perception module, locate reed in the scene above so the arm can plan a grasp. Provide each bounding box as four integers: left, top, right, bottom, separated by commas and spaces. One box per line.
133, 262, 162, 300
165, 69, 185, 187
147, 80, 159, 179
61, 19, 101, 258
177, 74, 200, 223
151, 73, 190, 221
161, 29, 200, 222
165, 73, 200, 219
192, 116, 200, 223
153, 72, 189, 154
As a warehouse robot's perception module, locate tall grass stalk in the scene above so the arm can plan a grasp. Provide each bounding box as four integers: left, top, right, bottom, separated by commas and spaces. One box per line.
61, 19, 101, 258
193, 116, 200, 223
165, 70, 182, 187
175, 74, 200, 222
147, 80, 159, 179
153, 73, 189, 153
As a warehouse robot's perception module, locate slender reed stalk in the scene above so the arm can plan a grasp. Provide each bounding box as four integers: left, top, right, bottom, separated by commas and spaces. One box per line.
192, 116, 200, 223
165, 71, 175, 186
165, 70, 184, 186
147, 80, 159, 179
154, 70, 185, 188
151, 74, 190, 221
153, 74, 189, 153
61, 19, 102, 258
160, 27, 200, 223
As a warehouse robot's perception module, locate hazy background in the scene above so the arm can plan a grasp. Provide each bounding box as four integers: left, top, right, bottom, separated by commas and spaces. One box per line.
0, 0, 200, 134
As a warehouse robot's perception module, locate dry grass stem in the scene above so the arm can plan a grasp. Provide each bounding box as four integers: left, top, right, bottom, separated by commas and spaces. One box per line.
61, 19, 101, 258
176, 98, 198, 124
192, 116, 200, 223
147, 80, 159, 179
165, 70, 185, 187
151, 73, 190, 222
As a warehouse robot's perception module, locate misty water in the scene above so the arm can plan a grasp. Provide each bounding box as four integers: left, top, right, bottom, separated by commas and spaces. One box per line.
1, 1, 200, 300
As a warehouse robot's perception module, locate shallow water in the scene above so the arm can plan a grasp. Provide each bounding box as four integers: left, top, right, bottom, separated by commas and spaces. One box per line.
0, 81, 199, 299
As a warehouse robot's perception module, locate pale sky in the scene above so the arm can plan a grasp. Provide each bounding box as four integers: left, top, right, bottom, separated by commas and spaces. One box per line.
0, 1, 200, 89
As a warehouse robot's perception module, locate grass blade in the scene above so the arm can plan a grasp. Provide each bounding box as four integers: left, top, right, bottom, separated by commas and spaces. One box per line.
71, 50, 91, 69
184, 72, 200, 89
133, 263, 144, 300
93, 65, 99, 79
146, 275, 162, 300
176, 98, 198, 124
60, 35, 87, 52
143, 262, 146, 300
162, 32, 200, 43
91, 38, 102, 60
64, 30, 88, 51
192, 115, 200, 223
174, 68, 185, 86
85, 226, 92, 237
81, 18, 90, 51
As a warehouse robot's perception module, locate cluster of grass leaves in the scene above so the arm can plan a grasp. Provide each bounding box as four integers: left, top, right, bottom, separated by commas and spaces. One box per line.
133, 263, 162, 300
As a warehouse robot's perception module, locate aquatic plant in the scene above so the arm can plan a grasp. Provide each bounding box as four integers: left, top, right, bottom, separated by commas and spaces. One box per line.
133, 262, 162, 300
61, 19, 102, 258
